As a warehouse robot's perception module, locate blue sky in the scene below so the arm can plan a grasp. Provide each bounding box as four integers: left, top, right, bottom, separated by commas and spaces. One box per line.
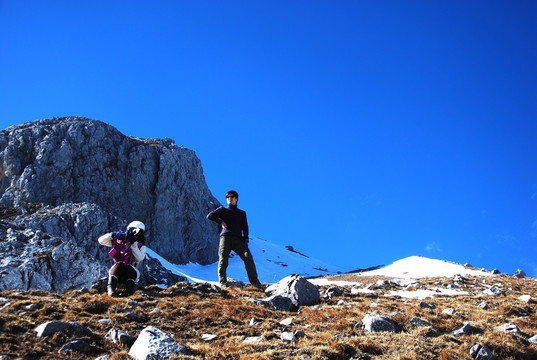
1, 1, 536, 276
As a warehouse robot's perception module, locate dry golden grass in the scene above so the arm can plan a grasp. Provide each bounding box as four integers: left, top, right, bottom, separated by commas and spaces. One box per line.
0, 274, 536, 359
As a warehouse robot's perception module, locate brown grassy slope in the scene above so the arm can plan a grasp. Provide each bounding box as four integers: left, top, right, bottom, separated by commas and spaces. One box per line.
0, 274, 536, 359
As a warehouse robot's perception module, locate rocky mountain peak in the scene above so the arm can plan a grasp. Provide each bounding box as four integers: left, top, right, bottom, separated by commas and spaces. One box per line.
0, 117, 220, 291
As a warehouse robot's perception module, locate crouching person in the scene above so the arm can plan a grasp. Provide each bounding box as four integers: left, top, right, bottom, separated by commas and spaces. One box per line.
98, 221, 147, 297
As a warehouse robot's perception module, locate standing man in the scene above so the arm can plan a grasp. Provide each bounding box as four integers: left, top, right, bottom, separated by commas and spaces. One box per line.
207, 190, 262, 289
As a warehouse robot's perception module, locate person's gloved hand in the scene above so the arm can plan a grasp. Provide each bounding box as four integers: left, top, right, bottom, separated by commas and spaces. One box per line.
126, 228, 136, 244
242, 236, 249, 245
112, 231, 125, 239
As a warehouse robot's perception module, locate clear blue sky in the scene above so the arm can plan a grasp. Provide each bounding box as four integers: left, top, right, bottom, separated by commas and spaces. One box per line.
1, 1, 536, 276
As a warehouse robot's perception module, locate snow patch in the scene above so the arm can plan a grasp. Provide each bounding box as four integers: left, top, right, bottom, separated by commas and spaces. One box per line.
360, 256, 487, 279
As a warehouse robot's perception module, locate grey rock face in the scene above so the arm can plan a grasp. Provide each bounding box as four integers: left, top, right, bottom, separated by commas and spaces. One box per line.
0, 203, 111, 292
452, 322, 475, 337
0, 117, 220, 265
138, 254, 188, 287
0, 201, 181, 292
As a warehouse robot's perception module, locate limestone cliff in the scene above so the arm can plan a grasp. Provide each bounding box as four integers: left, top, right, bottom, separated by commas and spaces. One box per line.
0, 117, 221, 291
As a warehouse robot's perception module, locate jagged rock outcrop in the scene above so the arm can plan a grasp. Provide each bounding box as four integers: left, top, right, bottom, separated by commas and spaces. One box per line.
0, 203, 109, 292
0, 117, 221, 292
0, 202, 186, 292
0, 117, 220, 265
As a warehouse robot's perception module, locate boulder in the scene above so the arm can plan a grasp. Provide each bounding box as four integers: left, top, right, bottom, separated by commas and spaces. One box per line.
442, 308, 455, 315
323, 286, 344, 299
105, 328, 135, 345
35, 320, 93, 338
58, 339, 90, 354
482, 286, 504, 297
201, 334, 218, 342
409, 317, 432, 328
265, 274, 320, 307
409, 317, 440, 337
476, 345, 494, 360
281, 331, 296, 342
493, 323, 521, 334
513, 269, 526, 278
280, 317, 294, 326
419, 301, 437, 309
452, 322, 475, 337
253, 295, 297, 312
243, 336, 263, 343
362, 314, 399, 333
128, 326, 190, 359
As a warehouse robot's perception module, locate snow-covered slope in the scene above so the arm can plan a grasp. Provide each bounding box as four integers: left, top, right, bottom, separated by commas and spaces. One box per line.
147, 236, 354, 285
148, 236, 492, 287
360, 256, 488, 279
149, 244, 516, 301
319, 256, 493, 299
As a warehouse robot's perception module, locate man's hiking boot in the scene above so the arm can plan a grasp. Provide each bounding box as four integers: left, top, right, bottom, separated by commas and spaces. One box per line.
252, 282, 266, 291
219, 282, 230, 290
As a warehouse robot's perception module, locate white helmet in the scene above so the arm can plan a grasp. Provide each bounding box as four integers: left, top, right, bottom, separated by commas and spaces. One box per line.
128, 221, 145, 231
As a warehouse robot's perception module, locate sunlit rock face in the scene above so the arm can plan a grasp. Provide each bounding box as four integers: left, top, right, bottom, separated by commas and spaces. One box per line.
0, 117, 221, 291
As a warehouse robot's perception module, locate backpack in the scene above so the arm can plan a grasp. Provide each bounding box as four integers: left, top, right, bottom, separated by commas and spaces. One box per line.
108, 238, 143, 266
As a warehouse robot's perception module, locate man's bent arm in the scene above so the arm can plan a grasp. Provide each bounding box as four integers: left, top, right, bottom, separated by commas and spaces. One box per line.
207, 207, 223, 224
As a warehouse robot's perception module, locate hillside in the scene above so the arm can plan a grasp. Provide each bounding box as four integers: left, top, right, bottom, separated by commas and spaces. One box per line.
148, 236, 356, 284
1, 119, 535, 359
1, 258, 536, 359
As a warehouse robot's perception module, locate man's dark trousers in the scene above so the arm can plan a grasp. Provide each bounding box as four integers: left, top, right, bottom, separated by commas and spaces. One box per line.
218, 234, 259, 285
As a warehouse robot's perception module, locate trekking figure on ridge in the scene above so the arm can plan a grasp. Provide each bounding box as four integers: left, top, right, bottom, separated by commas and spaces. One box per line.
98, 221, 147, 296
207, 190, 263, 289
